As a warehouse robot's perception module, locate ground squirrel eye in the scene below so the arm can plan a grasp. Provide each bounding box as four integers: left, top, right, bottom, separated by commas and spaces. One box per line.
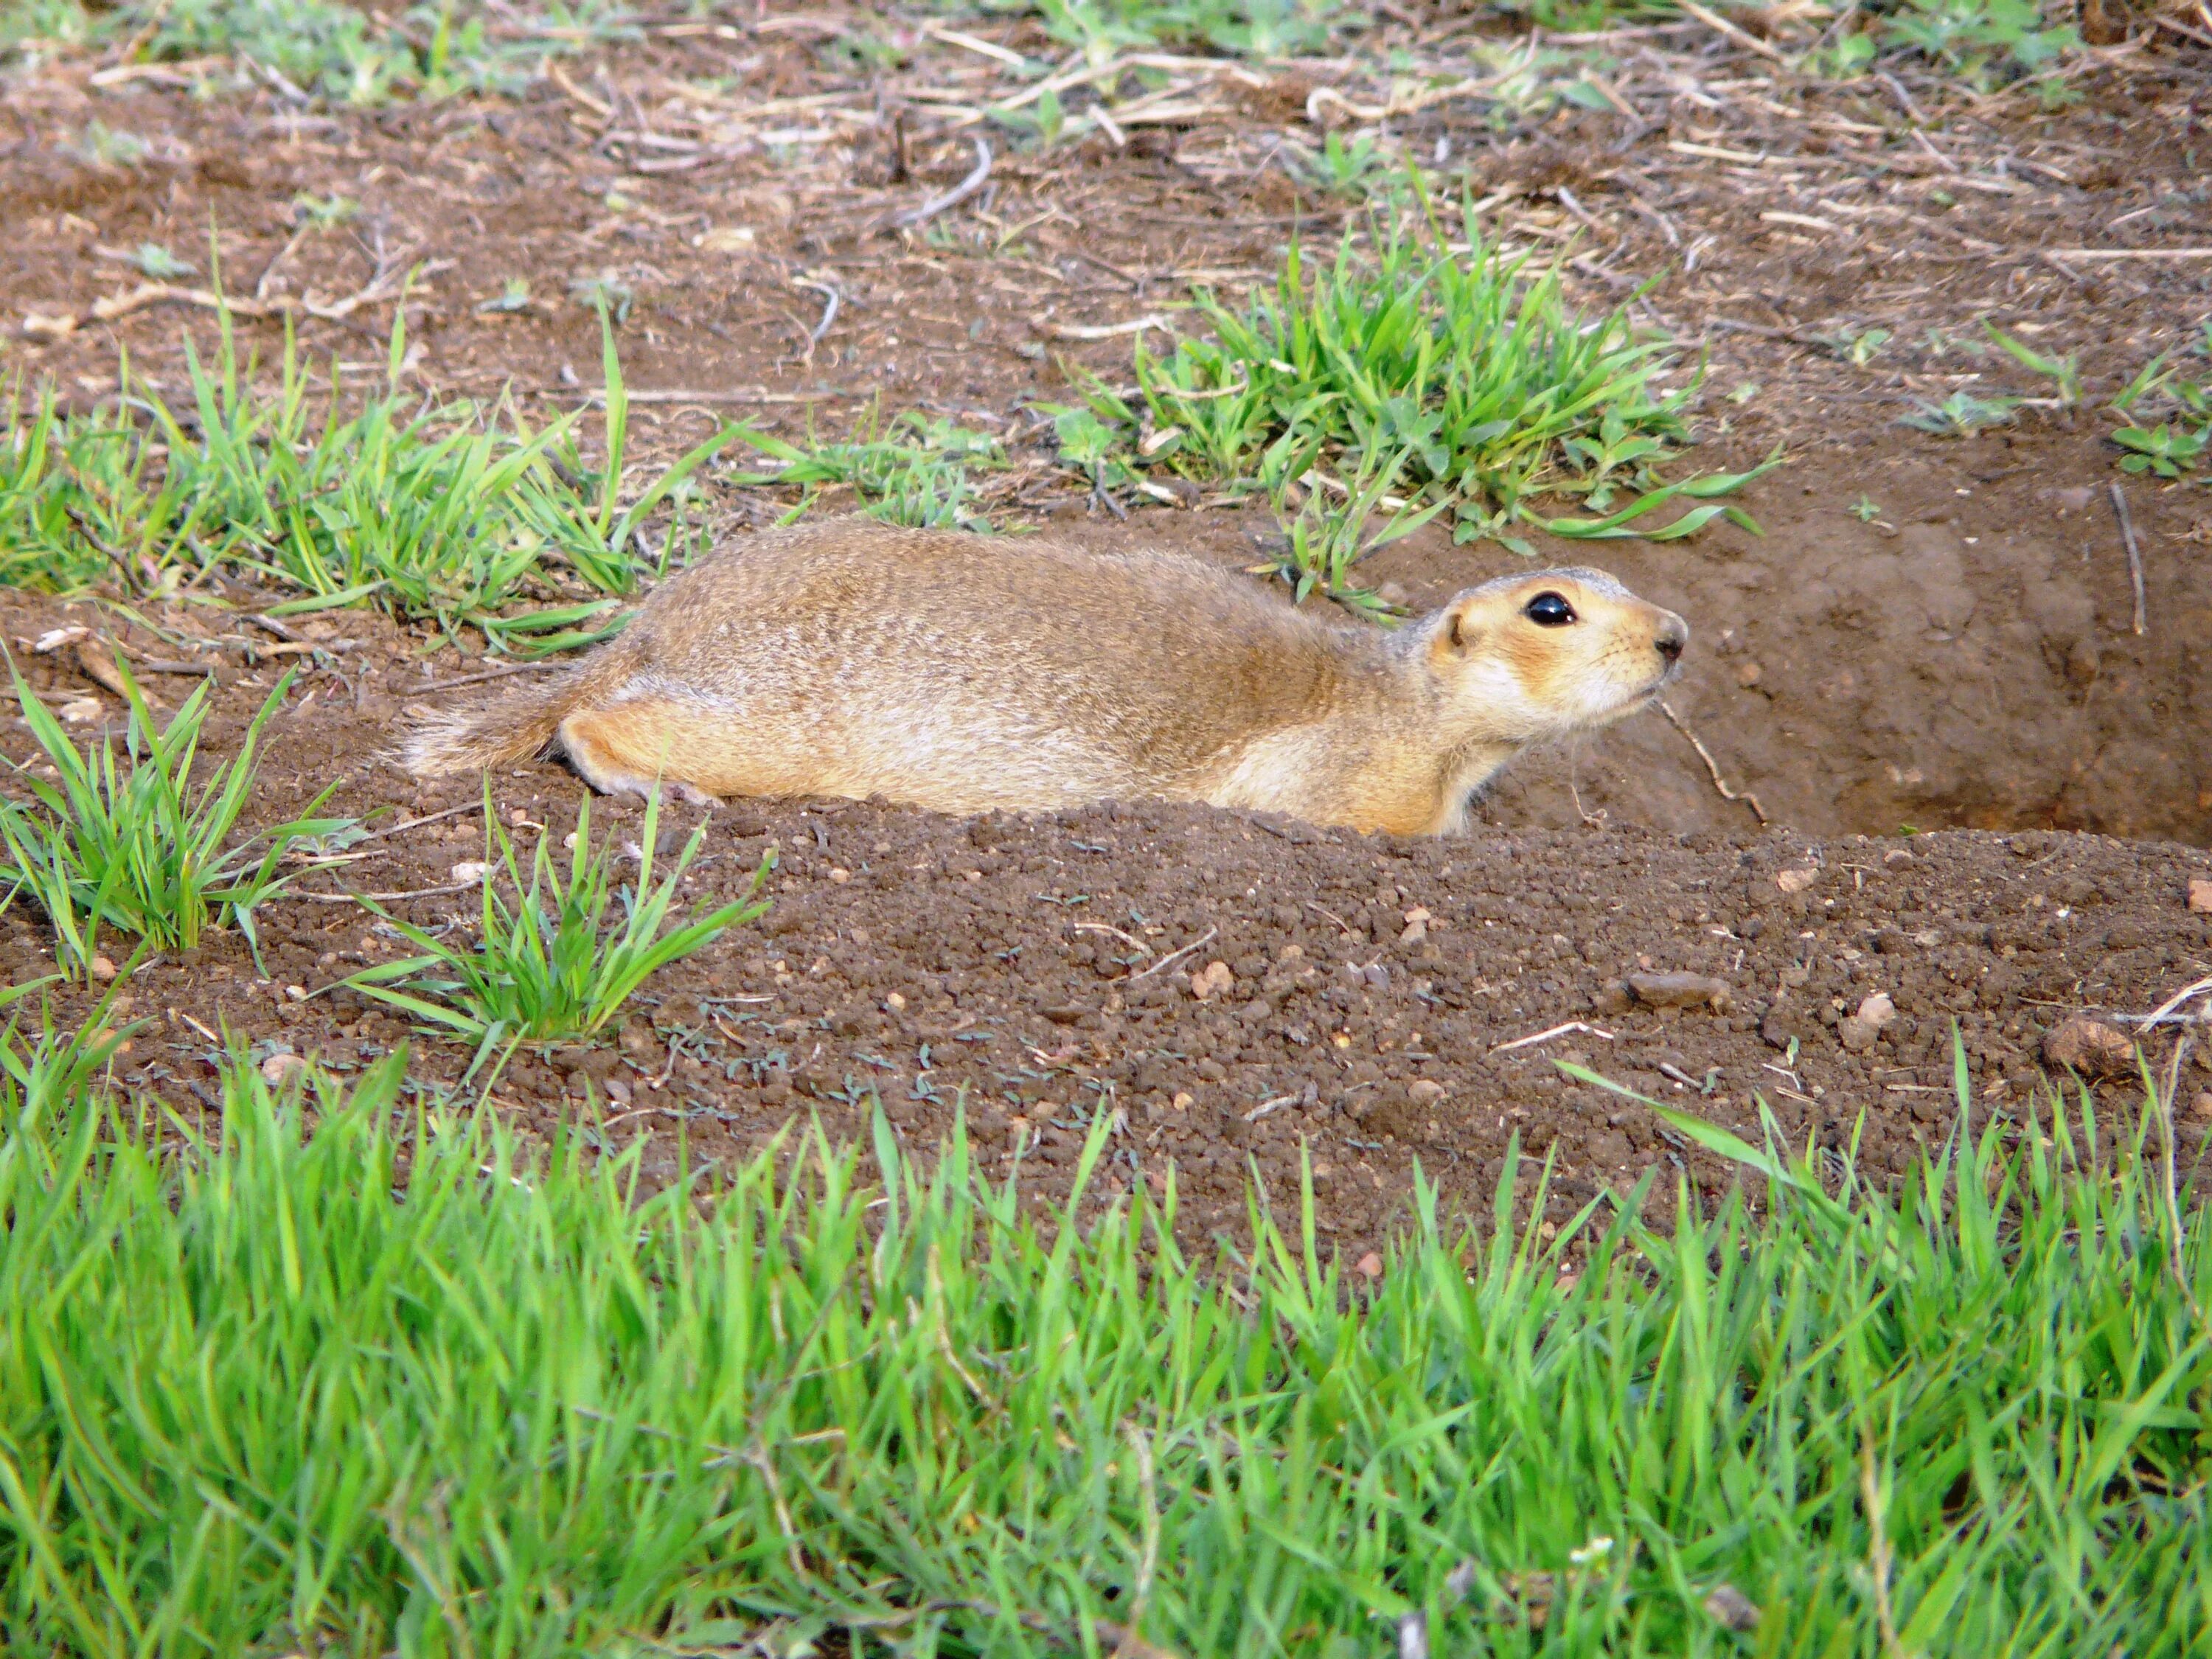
1524, 592, 1576, 627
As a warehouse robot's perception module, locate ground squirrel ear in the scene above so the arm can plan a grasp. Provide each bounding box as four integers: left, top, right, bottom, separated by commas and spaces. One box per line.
1435, 599, 1482, 658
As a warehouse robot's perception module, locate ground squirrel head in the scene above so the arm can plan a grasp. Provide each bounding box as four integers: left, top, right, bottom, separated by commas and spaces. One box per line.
1408, 566, 1687, 743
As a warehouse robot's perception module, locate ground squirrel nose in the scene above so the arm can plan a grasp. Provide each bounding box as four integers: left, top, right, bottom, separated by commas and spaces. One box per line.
1655, 616, 1687, 662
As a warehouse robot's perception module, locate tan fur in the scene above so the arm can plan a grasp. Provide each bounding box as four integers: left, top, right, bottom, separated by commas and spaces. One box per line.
402, 519, 1688, 836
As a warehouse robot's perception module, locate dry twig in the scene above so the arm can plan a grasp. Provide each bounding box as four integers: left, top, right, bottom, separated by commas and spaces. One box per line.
890, 137, 994, 229
1658, 700, 1767, 824
2108, 481, 2146, 637
1674, 0, 1787, 61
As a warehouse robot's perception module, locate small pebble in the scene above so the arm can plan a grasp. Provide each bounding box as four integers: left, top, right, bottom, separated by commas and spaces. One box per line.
1189, 961, 1234, 1002
260, 1053, 309, 1088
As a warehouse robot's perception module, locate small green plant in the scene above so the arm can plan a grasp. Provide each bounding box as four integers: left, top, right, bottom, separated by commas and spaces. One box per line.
1294, 130, 1388, 197
1848, 493, 1882, 521
568, 271, 635, 325
1985, 324, 2081, 406
1902, 389, 2020, 437
1267, 445, 1442, 617
1880, 0, 2079, 87
1826, 326, 1891, 367
477, 276, 533, 314
988, 83, 1070, 149
289, 191, 359, 231
0, 659, 347, 975
70, 119, 147, 168
342, 787, 768, 1076
2110, 421, 2208, 479
127, 242, 194, 279
2108, 352, 2174, 417
734, 411, 1006, 530
2106, 347, 2209, 478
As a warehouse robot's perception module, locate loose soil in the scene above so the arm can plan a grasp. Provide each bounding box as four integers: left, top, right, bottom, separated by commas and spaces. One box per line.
4, 11, 2211, 1251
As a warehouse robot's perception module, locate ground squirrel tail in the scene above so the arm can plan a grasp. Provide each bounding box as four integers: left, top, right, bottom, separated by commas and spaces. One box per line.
400, 632, 644, 777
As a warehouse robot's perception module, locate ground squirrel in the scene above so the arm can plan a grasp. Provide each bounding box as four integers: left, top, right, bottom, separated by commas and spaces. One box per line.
404, 519, 1687, 835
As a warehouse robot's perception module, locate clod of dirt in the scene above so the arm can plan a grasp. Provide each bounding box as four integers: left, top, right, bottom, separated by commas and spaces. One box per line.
2189, 877, 2212, 915
2041, 1017, 2138, 1079
260, 1052, 308, 1088
2194, 1093, 2212, 1121
1189, 961, 1235, 1002
1400, 906, 1433, 944
551, 1045, 619, 1082
1775, 866, 1820, 895
1703, 1585, 1761, 1635
1838, 992, 1897, 1053
1625, 972, 1733, 1013
89, 954, 116, 982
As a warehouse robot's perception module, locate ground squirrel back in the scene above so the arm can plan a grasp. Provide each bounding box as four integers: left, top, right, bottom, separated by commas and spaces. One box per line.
404, 519, 1686, 835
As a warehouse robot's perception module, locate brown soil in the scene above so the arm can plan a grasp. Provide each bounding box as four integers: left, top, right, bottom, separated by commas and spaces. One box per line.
4, 13, 2211, 1251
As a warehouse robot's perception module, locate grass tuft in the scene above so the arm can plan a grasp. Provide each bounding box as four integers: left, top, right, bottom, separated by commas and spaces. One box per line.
5, 0, 640, 105
341, 784, 770, 1077
1, 306, 737, 653
731, 410, 1008, 532
1073, 185, 1776, 557
0, 657, 347, 976
0, 1024, 2205, 1655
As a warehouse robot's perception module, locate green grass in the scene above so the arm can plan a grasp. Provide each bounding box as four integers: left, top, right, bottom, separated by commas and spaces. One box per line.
4, 0, 639, 105
957, 0, 1369, 57
0, 1020, 2206, 1656
1, 307, 735, 655
1067, 187, 1775, 558
0, 658, 347, 978
939, 0, 2085, 95
1265, 446, 1441, 616
341, 785, 770, 1077
731, 411, 1009, 532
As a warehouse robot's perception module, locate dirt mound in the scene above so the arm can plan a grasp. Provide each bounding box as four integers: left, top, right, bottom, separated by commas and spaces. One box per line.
4, 594, 2206, 1258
